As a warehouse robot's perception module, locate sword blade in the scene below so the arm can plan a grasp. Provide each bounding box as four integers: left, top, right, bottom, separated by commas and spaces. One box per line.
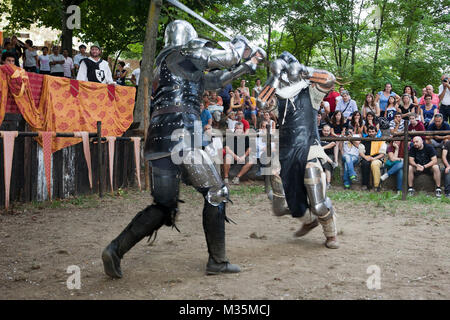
166, 0, 232, 40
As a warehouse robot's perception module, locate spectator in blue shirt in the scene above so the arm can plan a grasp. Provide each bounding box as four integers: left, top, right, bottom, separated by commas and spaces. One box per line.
426, 113, 450, 149
200, 103, 212, 130
375, 82, 400, 112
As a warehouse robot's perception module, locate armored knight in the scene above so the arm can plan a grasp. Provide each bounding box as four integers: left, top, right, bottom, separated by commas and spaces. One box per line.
258, 51, 339, 249
102, 20, 265, 278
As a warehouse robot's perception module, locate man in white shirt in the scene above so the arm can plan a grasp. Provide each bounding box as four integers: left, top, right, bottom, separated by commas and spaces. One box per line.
38, 47, 51, 75
439, 74, 450, 123
23, 39, 38, 73
62, 49, 74, 78
131, 60, 141, 86
49, 46, 65, 77
76, 43, 114, 84
73, 44, 89, 76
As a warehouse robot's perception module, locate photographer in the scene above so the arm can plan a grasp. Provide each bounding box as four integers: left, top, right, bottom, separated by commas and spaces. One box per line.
439, 74, 450, 123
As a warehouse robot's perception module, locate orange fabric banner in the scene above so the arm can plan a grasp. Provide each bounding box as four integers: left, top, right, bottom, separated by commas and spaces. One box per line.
0, 65, 136, 153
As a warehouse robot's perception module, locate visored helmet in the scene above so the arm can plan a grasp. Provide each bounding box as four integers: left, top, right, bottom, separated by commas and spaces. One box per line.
164, 20, 198, 48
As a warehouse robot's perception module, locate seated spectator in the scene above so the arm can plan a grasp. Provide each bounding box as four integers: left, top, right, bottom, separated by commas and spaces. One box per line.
420, 94, 439, 129
408, 136, 442, 197
230, 90, 242, 110
320, 101, 330, 117
341, 127, 361, 189
363, 111, 381, 137
23, 39, 38, 73
114, 61, 127, 85
263, 111, 276, 133
419, 85, 440, 106
223, 122, 253, 185
219, 83, 233, 114
348, 111, 363, 135
381, 140, 404, 192
200, 103, 212, 130
330, 111, 347, 162
252, 78, 263, 97
320, 124, 337, 189
207, 90, 224, 115
238, 79, 250, 97
1, 51, 16, 65
362, 93, 381, 118
403, 85, 420, 107
335, 90, 358, 120
442, 140, 450, 198
359, 126, 387, 191
382, 96, 398, 123
38, 47, 51, 74
323, 84, 340, 115
408, 113, 426, 141
226, 111, 238, 131
62, 49, 74, 79
236, 110, 250, 133
397, 93, 417, 119
426, 113, 450, 149
241, 95, 257, 128
390, 113, 405, 135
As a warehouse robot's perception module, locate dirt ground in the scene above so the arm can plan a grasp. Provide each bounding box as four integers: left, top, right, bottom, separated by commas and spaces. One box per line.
0, 182, 449, 300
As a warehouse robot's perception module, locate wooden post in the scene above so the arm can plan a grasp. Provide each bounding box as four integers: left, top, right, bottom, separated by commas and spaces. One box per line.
402, 119, 409, 200
143, 77, 150, 191
97, 121, 103, 198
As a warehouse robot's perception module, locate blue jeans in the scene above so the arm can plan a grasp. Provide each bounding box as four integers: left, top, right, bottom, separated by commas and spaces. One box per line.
386, 160, 403, 191
342, 154, 359, 186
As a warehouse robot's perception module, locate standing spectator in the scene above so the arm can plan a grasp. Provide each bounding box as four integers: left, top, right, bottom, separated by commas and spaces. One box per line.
238, 79, 250, 97
76, 43, 114, 84
223, 122, 253, 184
114, 61, 128, 85
408, 136, 442, 197
320, 124, 337, 189
442, 140, 450, 198
23, 40, 38, 73
426, 113, 450, 149
361, 93, 380, 118
397, 93, 417, 119
381, 140, 404, 193
236, 110, 250, 133
403, 85, 419, 107
363, 111, 381, 137
383, 96, 398, 123
438, 74, 450, 123
375, 82, 400, 113
335, 90, 358, 120
390, 113, 405, 135
200, 102, 212, 130
408, 113, 426, 141
219, 83, 233, 114
420, 94, 439, 129
73, 44, 89, 76
10, 35, 22, 67
359, 126, 387, 191
341, 128, 361, 189
419, 85, 440, 106
263, 111, 276, 133
62, 49, 74, 79
252, 78, 263, 97
38, 47, 51, 75
323, 84, 340, 115
330, 110, 347, 162
230, 89, 242, 110
1, 51, 16, 65
335, 86, 345, 104
131, 60, 141, 87
49, 46, 65, 77
1, 40, 12, 54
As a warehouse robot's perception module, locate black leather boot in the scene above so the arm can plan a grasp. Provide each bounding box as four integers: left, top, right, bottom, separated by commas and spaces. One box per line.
202, 202, 240, 275
102, 205, 166, 278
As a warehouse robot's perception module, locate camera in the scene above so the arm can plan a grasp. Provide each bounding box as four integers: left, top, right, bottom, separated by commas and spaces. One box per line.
443, 77, 448, 83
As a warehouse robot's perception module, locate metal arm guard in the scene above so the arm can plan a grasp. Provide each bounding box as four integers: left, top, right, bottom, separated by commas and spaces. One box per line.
181, 148, 229, 206
204, 60, 256, 90
304, 166, 333, 220
270, 174, 291, 216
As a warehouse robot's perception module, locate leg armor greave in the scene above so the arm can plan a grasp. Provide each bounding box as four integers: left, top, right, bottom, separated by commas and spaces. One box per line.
304, 166, 333, 220
270, 174, 291, 216
202, 202, 228, 263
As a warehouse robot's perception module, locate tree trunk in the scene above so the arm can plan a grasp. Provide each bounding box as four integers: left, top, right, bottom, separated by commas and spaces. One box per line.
134, 0, 162, 132
61, 2, 73, 55
372, 0, 387, 85
266, 1, 272, 78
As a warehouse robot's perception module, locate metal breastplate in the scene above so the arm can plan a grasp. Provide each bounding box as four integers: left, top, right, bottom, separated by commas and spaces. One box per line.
144, 54, 205, 161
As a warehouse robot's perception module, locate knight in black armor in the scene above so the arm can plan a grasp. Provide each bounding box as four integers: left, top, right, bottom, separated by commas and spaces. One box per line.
258, 51, 339, 249
102, 20, 265, 278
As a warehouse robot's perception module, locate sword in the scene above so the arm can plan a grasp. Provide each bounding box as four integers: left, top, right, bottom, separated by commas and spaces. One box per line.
166, 0, 232, 40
